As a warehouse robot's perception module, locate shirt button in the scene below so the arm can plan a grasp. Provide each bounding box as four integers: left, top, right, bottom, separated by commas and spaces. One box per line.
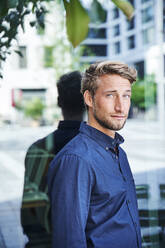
105, 147, 109, 151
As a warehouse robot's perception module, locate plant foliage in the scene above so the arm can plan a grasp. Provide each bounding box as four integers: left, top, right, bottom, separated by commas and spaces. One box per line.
0, 0, 134, 77
0, 0, 50, 78
64, 0, 90, 48
24, 97, 45, 120
131, 75, 157, 110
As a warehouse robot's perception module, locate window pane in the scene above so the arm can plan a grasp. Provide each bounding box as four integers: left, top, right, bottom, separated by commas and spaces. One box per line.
19, 46, 27, 69
127, 17, 135, 30
142, 27, 154, 44
113, 41, 121, 54
87, 28, 106, 39
141, 6, 153, 23
112, 7, 119, 19
127, 35, 135, 49
44, 46, 53, 68
82, 45, 107, 57
113, 24, 120, 37
21, 89, 46, 104
134, 60, 145, 78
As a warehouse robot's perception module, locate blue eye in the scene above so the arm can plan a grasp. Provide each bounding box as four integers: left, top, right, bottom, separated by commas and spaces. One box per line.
124, 95, 131, 98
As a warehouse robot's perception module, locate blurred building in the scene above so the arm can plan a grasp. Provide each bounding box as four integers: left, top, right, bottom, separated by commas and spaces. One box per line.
81, 0, 164, 122
0, 9, 60, 125
81, 0, 164, 75
0, 0, 164, 124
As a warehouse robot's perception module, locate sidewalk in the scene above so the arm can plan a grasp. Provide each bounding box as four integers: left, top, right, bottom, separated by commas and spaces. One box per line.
0, 125, 54, 248
0, 120, 165, 247
0, 151, 28, 248
121, 120, 165, 176
121, 120, 165, 207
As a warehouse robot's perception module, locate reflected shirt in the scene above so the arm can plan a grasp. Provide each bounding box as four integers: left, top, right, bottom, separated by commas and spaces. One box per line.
25, 120, 81, 189
47, 122, 142, 248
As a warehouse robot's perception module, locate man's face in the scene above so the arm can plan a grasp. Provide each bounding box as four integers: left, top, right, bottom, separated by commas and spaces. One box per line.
85, 74, 131, 135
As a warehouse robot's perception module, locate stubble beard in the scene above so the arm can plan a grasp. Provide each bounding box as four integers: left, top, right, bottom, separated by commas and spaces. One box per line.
93, 108, 127, 131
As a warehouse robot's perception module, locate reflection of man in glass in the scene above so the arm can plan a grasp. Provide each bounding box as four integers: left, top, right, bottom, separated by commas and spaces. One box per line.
48, 61, 142, 248
25, 71, 85, 160
23, 70, 85, 222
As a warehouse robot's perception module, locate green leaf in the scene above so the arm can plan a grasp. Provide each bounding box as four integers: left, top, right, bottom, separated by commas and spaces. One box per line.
0, 0, 9, 18
111, 0, 134, 20
131, 76, 157, 110
89, 0, 107, 23
8, 0, 19, 8
64, 0, 90, 48
0, 0, 19, 18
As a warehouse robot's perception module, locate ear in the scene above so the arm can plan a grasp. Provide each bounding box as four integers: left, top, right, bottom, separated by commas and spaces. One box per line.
83, 90, 93, 108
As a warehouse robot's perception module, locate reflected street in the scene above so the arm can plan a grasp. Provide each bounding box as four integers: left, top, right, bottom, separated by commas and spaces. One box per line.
0, 120, 165, 247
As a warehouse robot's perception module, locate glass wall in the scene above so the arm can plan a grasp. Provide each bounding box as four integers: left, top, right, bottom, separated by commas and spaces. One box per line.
0, 1, 165, 247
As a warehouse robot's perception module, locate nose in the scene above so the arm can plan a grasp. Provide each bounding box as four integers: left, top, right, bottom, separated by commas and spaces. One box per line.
114, 96, 124, 113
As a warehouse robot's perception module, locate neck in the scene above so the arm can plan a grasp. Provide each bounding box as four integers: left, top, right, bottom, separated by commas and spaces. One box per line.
87, 114, 115, 139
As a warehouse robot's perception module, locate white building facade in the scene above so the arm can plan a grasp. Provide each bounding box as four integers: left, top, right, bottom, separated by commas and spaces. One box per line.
0, 7, 60, 125
82, 0, 164, 75
81, 0, 165, 123
0, 0, 164, 124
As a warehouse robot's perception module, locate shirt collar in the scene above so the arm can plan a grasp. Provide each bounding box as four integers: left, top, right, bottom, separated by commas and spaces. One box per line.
79, 122, 124, 150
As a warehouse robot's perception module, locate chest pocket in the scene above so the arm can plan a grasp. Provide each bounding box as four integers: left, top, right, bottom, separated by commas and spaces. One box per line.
91, 162, 127, 207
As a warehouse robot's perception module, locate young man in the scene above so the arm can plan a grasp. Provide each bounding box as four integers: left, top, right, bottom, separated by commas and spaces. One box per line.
47, 61, 142, 248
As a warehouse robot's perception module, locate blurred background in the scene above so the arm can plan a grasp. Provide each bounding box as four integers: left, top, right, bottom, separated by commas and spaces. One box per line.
0, 0, 165, 247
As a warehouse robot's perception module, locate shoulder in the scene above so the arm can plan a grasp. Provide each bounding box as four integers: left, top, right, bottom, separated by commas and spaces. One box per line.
119, 145, 127, 156
48, 133, 95, 174
118, 146, 130, 165
28, 130, 57, 152
57, 132, 95, 160
25, 131, 56, 164
47, 141, 95, 194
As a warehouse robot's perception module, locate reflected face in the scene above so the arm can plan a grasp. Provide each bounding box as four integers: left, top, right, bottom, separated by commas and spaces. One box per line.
85, 74, 132, 135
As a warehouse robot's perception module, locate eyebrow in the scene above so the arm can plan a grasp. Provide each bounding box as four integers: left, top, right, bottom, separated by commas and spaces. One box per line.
104, 90, 131, 93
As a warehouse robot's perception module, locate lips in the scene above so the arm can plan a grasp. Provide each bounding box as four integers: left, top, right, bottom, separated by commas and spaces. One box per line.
111, 115, 126, 119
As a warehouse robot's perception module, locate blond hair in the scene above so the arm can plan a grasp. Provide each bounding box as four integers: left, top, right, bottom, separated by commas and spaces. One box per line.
81, 61, 137, 97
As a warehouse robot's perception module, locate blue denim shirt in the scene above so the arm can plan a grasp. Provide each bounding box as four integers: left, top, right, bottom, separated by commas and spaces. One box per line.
48, 122, 142, 248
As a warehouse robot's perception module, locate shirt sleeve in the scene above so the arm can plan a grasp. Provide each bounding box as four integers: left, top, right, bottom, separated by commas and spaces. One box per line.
48, 153, 94, 248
